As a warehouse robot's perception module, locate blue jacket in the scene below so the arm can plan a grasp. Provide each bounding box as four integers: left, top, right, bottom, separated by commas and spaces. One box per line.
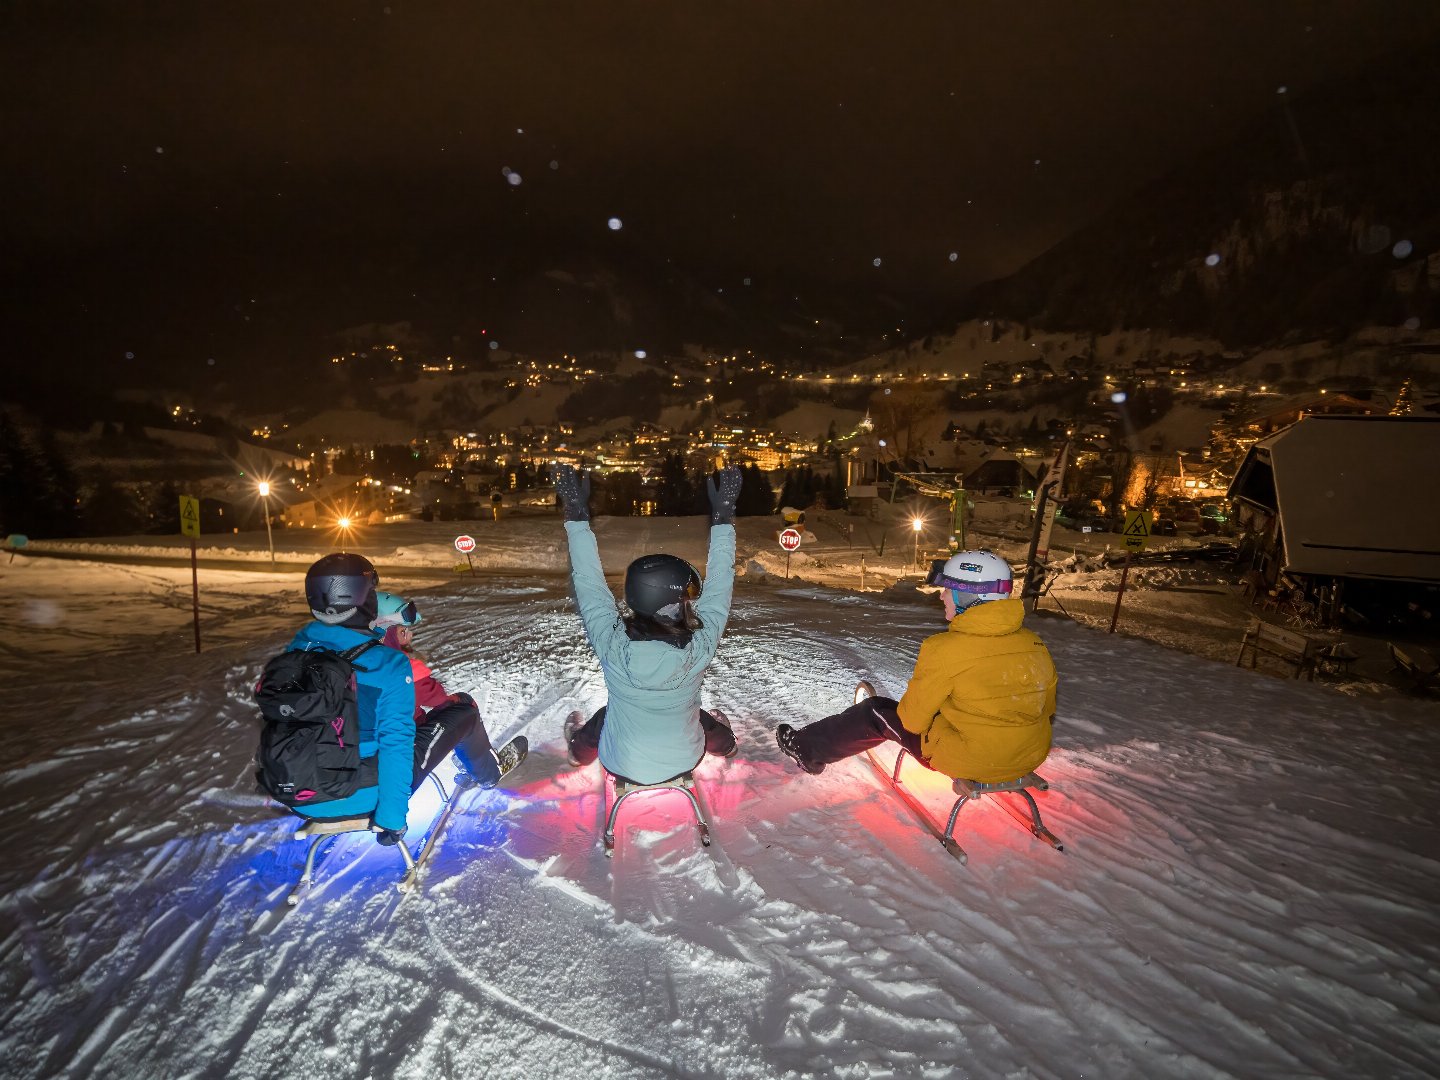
567, 520, 736, 784
286, 622, 417, 831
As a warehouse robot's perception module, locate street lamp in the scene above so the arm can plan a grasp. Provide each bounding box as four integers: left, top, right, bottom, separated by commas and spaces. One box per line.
912, 516, 923, 568
337, 516, 352, 553
257, 481, 275, 567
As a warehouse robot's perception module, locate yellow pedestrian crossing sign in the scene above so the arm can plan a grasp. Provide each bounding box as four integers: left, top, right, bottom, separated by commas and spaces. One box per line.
1122, 509, 1152, 551
179, 495, 201, 538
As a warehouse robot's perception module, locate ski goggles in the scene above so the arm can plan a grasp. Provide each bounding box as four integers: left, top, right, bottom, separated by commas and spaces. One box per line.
924, 559, 1014, 596
376, 599, 421, 627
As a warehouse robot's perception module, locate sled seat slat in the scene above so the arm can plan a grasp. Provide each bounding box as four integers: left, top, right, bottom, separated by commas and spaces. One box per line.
952, 772, 1049, 797
293, 815, 374, 838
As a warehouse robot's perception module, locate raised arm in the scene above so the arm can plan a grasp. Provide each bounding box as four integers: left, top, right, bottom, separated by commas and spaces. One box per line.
556, 465, 625, 656
690, 466, 742, 656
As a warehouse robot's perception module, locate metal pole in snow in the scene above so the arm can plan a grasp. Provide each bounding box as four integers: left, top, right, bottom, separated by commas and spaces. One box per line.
1108, 551, 1132, 634
262, 494, 275, 567
190, 537, 201, 653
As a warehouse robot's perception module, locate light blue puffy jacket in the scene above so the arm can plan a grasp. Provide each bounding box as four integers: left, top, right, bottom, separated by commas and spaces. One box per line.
566, 520, 736, 784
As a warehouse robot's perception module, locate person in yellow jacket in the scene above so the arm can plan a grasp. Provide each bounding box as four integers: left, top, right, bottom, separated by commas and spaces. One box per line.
775, 551, 1055, 781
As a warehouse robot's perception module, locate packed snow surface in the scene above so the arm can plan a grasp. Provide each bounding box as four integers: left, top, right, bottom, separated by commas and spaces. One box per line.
2, 517, 1438, 1079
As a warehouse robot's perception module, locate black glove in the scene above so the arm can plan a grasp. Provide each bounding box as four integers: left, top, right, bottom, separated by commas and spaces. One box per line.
370, 822, 406, 846
554, 464, 592, 522
707, 466, 742, 526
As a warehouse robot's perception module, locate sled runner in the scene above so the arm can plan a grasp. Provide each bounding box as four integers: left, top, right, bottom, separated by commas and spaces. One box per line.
855, 680, 1063, 864
286, 771, 460, 905
601, 769, 712, 857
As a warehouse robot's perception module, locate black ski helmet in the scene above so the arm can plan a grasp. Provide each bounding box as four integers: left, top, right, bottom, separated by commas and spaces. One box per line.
304, 552, 379, 627
624, 553, 702, 625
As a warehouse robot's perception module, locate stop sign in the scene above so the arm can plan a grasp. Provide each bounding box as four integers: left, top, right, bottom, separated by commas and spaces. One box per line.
454, 534, 476, 554
778, 527, 803, 552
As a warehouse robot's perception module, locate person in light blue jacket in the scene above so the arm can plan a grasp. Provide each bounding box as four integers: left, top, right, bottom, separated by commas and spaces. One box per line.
555, 463, 743, 785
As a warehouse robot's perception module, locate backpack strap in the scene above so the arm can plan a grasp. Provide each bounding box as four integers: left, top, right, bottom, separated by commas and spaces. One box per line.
339, 639, 382, 671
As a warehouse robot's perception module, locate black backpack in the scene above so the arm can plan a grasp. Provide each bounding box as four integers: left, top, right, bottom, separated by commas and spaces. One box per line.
254, 640, 381, 807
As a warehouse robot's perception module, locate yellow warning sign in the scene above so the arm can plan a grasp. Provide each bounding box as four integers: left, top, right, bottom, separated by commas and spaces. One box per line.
179, 495, 201, 538
1122, 509, 1152, 551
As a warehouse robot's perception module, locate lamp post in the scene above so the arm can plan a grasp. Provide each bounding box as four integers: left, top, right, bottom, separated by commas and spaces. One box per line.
257, 482, 275, 567
337, 516, 352, 554
912, 516, 923, 568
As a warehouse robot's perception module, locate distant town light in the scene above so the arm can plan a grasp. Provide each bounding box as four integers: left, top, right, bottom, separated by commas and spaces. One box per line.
607, 217, 623, 231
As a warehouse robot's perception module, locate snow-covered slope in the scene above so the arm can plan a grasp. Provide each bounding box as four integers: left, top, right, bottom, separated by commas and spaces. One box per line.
2, 524, 1437, 1079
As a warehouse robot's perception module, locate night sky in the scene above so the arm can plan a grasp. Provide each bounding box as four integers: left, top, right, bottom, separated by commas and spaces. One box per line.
5, 1, 1440, 389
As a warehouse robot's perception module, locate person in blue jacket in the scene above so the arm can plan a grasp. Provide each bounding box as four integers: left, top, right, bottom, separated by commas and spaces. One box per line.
288, 553, 504, 847
555, 463, 743, 784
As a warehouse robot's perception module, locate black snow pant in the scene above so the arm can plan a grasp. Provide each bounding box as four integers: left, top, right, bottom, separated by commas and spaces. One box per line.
411, 694, 495, 789
791, 696, 925, 771
567, 705, 736, 772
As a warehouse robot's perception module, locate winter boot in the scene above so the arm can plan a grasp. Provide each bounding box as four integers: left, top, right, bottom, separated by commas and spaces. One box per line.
709, 708, 739, 758
775, 724, 823, 775
484, 736, 529, 789
563, 711, 585, 767
451, 744, 494, 789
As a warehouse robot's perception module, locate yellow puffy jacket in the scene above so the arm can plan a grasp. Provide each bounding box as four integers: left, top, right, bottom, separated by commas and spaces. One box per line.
896, 598, 1056, 783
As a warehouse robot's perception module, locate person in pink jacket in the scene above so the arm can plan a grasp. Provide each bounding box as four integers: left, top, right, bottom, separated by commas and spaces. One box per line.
372, 592, 526, 788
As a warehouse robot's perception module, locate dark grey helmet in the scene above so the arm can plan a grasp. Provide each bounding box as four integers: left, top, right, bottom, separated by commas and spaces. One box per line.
304, 552, 379, 627
624, 553, 701, 625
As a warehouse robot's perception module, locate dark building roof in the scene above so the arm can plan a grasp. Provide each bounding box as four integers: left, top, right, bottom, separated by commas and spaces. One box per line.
1228, 415, 1440, 582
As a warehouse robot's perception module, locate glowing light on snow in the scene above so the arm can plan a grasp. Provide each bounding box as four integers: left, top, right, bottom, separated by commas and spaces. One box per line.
872, 257, 882, 267
1393, 239, 1413, 258
607, 217, 623, 231
1111, 391, 1128, 404
949, 252, 958, 262
22, 599, 63, 627
635, 349, 647, 359
1205, 253, 1221, 267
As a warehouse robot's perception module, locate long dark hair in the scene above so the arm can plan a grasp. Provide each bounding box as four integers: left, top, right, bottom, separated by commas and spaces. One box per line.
622, 610, 694, 648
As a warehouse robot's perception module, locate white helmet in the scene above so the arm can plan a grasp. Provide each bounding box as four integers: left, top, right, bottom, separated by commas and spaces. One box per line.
925, 550, 1014, 611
